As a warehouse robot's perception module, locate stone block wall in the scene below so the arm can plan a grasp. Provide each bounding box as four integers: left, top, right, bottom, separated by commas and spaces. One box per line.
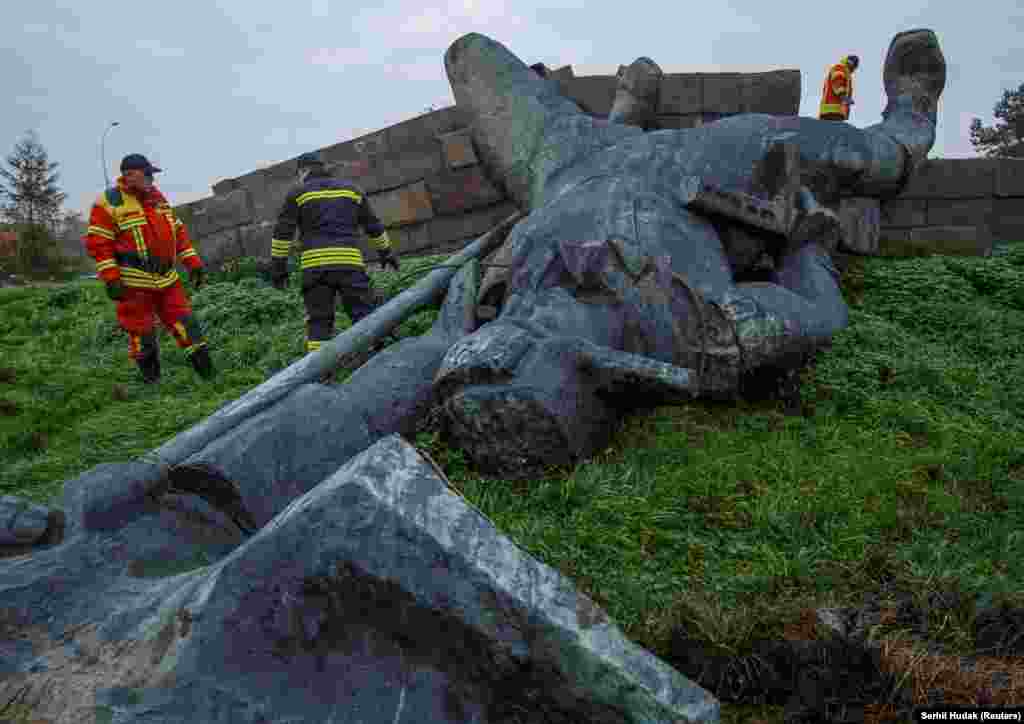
175, 66, 803, 268
878, 158, 1024, 257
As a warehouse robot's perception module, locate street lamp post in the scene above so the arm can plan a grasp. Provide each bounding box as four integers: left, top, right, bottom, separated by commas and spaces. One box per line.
100, 121, 120, 187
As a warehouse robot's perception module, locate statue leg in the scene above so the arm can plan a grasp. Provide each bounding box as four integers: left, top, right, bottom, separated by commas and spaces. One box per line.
665, 29, 945, 203
793, 29, 947, 198
445, 33, 643, 211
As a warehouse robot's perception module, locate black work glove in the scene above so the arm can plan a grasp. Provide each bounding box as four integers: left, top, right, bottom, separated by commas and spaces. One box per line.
189, 267, 206, 290
271, 259, 289, 290
378, 250, 400, 273
105, 279, 125, 301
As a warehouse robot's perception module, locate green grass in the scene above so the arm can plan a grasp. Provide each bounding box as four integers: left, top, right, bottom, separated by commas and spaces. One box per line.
3, 247, 1024, 719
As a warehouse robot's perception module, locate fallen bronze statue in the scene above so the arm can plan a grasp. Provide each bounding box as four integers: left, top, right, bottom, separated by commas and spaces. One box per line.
0, 27, 945, 724
436, 29, 946, 476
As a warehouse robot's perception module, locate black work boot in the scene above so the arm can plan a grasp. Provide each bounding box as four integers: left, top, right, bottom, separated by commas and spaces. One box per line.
190, 345, 215, 380
137, 352, 161, 384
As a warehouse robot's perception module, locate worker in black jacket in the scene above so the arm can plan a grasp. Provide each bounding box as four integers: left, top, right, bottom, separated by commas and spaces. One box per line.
270, 151, 400, 354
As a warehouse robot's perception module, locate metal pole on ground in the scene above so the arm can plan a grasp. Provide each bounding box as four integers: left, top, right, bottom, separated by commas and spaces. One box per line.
150, 211, 524, 467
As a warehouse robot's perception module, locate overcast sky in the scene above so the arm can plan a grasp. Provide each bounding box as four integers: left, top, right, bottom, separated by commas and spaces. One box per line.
6, 0, 1023, 218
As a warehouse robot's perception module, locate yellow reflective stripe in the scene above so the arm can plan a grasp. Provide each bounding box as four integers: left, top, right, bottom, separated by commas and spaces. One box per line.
300, 248, 365, 268
118, 217, 147, 230
88, 225, 116, 240
295, 189, 362, 206
367, 232, 391, 250
271, 239, 292, 257
120, 269, 179, 289
820, 102, 846, 114
301, 246, 363, 258
301, 257, 366, 270
306, 340, 323, 353
301, 259, 366, 270
130, 227, 149, 259
178, 249, 198, 259
96, 259, 118, 272
173, 321, 194, 345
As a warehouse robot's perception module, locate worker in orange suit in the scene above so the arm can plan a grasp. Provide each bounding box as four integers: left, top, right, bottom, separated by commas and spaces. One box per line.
84, 154, 214, 383
819, 55, 859, 121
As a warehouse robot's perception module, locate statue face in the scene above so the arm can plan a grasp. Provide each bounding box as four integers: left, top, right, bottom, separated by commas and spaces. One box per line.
434, 235, 692, 477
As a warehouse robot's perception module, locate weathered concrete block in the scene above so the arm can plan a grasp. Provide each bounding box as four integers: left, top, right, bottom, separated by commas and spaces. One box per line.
549, 64, 575, 84
563, 76, 617, 115
326, 158, 372, 180
658, 74, 701, 115
388, 221, 434, 256
190, 189, 252, 237
438, 128, 478, 169
880, 199, 926, 227
384, 106, 468, 152
238, 221, 275, 260
371, 181, 436, 227
425, 165, 505, 216
995, 158, 1024, 197
701, 74, 742, 115
349, 129, 390, 157
359, 144, 445, 194
992, 197, 1024, 241
211, 178, 241, 195
260, 176, 303, 223
233, 170, 272, 220
739, 70, 801, 115
900, 159, 998, 199
881, 225, 993, 257
837, 197, 881, 255
429, 200, 520, 247
193, 227, 246, 268
319, 138, 370, 167
173, 201, 199, 231
925, 198, 994, 227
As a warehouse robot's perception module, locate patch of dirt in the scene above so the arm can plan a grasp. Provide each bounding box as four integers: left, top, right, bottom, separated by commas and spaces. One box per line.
665, 588, 1024, 722
0, 367, 16, 384
0, 399, 20, 417
0, 615, 187, 724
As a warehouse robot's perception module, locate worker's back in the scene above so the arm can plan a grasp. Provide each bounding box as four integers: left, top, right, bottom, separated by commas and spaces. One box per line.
292, 170, 370, 248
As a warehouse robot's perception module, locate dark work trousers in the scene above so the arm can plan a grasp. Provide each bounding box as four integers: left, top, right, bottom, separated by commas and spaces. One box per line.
301, 267, 381, 353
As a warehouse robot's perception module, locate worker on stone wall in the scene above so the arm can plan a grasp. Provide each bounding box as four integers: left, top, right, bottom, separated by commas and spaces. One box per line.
819, 55, 859, 120
84, 154, 214, 384
270, 151, 400, 354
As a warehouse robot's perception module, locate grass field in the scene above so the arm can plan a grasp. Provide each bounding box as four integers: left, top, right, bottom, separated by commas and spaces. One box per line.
2, 247, 1023, 720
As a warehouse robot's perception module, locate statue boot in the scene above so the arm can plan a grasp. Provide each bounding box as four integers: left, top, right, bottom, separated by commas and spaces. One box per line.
608, 57, 664, 130
871, 28, 948, 166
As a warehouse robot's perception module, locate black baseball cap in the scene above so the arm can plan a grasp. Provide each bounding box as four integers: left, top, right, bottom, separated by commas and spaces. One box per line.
120, 153, 162, 174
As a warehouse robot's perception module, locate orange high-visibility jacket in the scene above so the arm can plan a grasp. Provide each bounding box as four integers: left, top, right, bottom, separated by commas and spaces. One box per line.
819, 57, 855, 119
84, 177, 203, 289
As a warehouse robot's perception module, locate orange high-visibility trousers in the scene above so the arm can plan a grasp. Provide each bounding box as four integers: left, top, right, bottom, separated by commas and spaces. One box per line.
115, 280, 206, 360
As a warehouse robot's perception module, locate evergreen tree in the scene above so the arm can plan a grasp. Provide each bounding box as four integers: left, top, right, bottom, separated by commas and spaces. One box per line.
0, 130, 67, 231
0, 131, 69, 272
969, 83, 1024, 157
